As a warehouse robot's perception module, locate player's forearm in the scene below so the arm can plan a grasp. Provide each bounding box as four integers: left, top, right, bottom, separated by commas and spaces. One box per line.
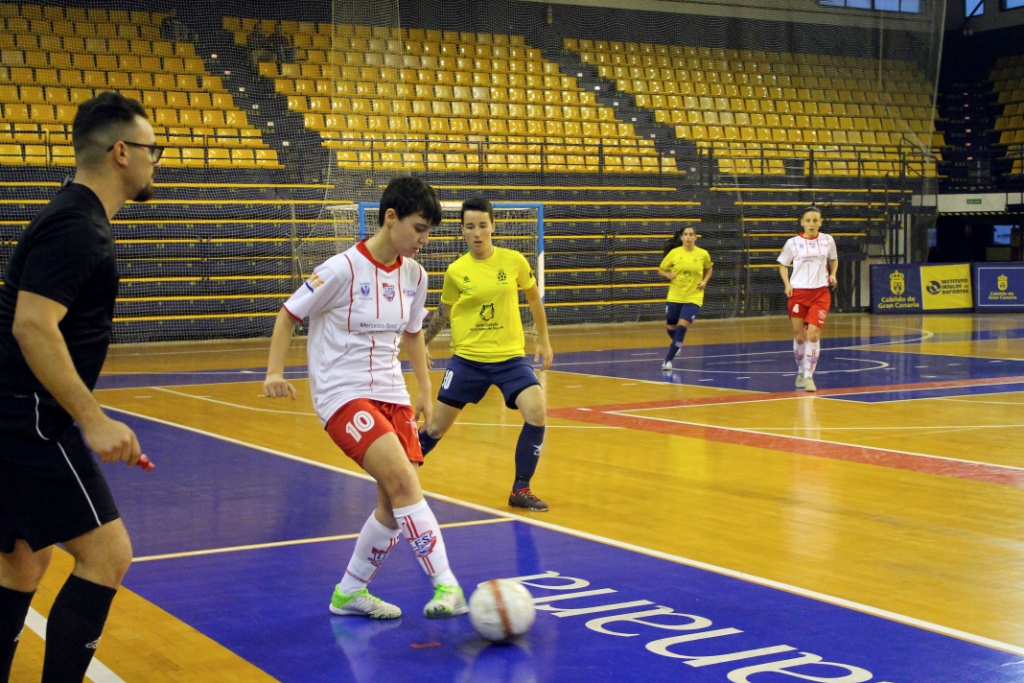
702, 266, 713, 285
829, 259, 838, 278
657, 269, 673, 280
403, 331, 432, 391
13, 318, 104, 426
266, 307, 300, 377
778, 266, 791, 286
422, 304, 450, 345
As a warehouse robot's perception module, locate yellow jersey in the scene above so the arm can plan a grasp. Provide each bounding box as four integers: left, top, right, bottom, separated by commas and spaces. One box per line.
660, 246, 713, 305
440, 247, 536, 363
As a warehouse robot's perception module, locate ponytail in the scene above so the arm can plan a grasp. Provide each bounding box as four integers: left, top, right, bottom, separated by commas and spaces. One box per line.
663, 228, 685, 256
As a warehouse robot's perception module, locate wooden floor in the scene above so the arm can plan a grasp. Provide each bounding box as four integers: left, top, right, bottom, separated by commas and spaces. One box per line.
11, 313, 1024, 681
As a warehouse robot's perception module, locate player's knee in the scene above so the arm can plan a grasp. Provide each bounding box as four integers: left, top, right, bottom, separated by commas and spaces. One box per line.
382, 463, 419, 503
807, 328, 821, 342
0, 544, 51, 591
519, 398, 546, 426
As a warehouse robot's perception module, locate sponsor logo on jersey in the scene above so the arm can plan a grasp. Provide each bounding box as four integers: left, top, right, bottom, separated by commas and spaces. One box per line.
382, 282, 396, 302
359, 282, 372, 298
480, 303, 495, 321
305, 272, 325, 292
463, 275, 471, 282
889, 271, 905, 295
410, 531, 437, 557
404, 289, 417, 297
85, 638, 100, 650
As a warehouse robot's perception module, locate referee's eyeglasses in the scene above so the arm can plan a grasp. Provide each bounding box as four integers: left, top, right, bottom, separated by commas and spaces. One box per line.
107, 141, 164, 163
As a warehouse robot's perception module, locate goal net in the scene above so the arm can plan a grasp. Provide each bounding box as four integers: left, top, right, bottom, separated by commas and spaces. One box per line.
317, 201, 543, 336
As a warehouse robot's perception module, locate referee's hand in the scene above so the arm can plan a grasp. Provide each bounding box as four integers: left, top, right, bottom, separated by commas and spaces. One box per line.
82, 414, 142, 466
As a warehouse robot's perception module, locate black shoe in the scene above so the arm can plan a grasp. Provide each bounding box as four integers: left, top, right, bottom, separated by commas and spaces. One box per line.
509, 488, 549, 512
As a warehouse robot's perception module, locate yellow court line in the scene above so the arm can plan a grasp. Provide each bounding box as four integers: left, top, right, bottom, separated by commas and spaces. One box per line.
97, 404, 1024, 659
133, 517, 513, 563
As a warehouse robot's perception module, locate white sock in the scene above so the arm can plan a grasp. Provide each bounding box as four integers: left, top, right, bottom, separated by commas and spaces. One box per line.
803, 341, 820, 378
339, 512, 401, 595
393, 499, 459, 588
794, 340, 806, 373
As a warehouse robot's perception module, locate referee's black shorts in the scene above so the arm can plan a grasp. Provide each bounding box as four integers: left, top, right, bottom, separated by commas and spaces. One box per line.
0, 390, 119, 554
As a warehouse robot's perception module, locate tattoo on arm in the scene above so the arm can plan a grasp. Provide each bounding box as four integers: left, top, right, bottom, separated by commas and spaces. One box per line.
423, 308, 449, 345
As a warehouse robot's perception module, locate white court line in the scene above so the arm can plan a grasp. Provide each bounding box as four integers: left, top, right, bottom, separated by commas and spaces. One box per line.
148, 387, 621, 427
132, 517, 512, 563
605, 410, 1024, 474
102, 404, 1024, 658
24, 609, 125, 683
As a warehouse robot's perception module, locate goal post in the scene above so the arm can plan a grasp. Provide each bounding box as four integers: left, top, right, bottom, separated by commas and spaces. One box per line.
321, 201, 544, 334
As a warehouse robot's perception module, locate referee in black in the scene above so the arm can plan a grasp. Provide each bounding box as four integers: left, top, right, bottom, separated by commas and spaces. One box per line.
0, 92, 161, 682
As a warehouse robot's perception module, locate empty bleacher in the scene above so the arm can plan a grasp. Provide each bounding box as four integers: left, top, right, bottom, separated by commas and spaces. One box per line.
993, 54, 1024, 177
565, 39, 942, 179
0, 3, 282, 169
228, 18, 679, 174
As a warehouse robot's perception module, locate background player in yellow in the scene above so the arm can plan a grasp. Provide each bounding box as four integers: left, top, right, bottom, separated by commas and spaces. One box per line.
658, 226, 713, 371
418, 197, 554, 511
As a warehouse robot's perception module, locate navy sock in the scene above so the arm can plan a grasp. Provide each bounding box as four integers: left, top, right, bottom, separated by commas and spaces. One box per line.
664, 326, 688, 363
513, 423, 545, 490
418, 430, 440, 457
42, 575, 117, 683
0, 585, 34, 682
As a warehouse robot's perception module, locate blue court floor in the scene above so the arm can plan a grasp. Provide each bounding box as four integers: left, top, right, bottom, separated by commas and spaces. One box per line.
106, 414, 1024, 683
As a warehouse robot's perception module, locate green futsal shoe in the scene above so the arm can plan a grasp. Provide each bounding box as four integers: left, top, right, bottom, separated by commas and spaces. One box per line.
330, 586, 402, 619
424, 584, 468, 619
795, 372, 805, 389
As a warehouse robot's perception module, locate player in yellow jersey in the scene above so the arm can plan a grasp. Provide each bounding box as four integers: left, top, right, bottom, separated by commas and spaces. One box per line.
658, 226, 713, 371
418, 197, 554, 511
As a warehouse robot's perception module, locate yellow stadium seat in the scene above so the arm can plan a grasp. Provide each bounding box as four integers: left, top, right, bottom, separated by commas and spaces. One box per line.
0, 143, 22, 165
51, 145, 75, 166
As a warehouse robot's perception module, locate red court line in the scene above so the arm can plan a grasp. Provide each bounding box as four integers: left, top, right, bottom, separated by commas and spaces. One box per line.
561, 375, 1024, 414
549, 407, 1024, 488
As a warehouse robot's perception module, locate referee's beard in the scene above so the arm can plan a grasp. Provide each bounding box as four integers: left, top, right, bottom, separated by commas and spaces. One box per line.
133, 182, 155, 203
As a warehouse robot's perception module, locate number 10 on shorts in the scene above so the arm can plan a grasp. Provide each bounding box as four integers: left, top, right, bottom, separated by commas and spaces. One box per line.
442, 369, 454, 390
345, 411, 376, 442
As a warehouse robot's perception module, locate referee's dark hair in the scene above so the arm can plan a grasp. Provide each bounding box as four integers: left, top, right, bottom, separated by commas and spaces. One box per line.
460, 196, 493, 224
379, 176, 442, 227
72, 92, 148, 168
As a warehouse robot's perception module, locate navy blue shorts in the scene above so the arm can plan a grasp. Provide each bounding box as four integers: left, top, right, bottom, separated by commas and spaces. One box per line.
438, 355, 540, 410
666, 302, 702, 325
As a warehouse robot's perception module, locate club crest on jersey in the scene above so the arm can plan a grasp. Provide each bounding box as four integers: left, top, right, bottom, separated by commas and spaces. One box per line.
382, 282, 396, 302
410, 531, 436, 557
497, 268, 507, 282
358, 282, 372, 299
463, 275, 471, 283
480, 303, 495, 321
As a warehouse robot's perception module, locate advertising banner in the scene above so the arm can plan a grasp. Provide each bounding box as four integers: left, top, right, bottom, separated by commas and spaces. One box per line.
919, 264, 973, 311
974, 264, 1024, 312
870, 264, 923, 313
871, 263, 973, 313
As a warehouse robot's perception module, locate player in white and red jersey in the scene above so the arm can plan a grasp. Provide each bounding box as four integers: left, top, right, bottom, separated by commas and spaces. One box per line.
777, 206, 838, 393
262, 177, 469, 621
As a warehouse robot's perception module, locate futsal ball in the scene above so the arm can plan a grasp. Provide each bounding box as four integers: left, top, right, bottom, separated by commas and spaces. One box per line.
469, 579, 536, 642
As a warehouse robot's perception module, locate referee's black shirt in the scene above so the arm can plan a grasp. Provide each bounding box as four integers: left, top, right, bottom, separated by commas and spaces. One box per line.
0, 183, 119, 397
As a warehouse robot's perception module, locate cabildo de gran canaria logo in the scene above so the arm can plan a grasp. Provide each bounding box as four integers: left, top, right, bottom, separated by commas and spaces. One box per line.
889, 271, 905, 295
998, 274, 1009, 291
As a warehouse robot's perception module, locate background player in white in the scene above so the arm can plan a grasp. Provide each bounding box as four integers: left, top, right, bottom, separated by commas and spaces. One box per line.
777, 206, 838, 392
263, 177, 468, 620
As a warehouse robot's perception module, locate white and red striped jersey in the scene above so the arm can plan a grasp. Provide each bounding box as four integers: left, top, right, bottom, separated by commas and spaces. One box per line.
777, 233, 838, 290
282, 241, 428, 425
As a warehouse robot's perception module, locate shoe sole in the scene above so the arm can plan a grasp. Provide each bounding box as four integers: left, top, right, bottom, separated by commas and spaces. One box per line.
509, 502, 549, 512
329, 604, 401, 619
424, 605, 469, 619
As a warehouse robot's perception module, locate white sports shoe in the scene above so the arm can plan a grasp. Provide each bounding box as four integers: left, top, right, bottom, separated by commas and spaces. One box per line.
795, 372, 805, 388
804, 377, 817, 392
330, 587, 402, 619
424, 584, 468, 619
661, 361, 674, 371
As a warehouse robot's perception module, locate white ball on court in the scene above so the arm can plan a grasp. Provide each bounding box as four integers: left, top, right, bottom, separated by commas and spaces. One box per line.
469, 579, 536, 642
